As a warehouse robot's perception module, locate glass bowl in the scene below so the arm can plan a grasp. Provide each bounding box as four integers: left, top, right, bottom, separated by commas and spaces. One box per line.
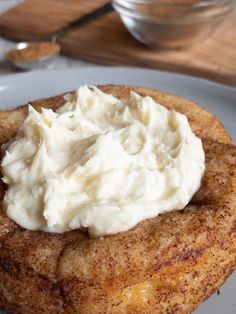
112, 0, 235, 49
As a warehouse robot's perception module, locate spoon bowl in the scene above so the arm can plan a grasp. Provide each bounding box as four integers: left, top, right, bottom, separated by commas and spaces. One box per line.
6, 41, 60, 71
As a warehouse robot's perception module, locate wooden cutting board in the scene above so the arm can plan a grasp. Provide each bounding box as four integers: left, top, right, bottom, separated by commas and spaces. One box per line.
0, 0, 108, 40
0, 0, 236, 87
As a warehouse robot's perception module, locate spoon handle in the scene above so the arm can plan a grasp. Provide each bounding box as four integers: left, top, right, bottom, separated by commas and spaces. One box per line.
53, 2, 113, 41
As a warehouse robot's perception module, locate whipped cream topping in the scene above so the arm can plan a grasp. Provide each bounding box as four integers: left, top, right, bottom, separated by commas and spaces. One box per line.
1, 86, 205, 237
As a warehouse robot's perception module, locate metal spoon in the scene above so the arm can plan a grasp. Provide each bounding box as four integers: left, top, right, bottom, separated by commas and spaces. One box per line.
5, 2, 113, 71
6, 41, 61, 70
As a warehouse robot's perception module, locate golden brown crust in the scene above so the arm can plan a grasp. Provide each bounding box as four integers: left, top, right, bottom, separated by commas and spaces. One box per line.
0, 85, 235, 314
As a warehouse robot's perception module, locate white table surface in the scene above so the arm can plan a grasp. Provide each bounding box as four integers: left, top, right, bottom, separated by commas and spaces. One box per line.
0, 0, 95, 76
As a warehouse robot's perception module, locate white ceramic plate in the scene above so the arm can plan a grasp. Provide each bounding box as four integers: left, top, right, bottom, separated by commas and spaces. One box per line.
0, 67, 235, 314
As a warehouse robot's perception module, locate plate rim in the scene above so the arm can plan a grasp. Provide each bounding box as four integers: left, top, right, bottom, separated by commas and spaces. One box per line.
1, 66, 236, 93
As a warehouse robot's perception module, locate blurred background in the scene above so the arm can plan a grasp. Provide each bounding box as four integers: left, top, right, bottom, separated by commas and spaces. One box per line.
0, 0, 89, 75
0, 0, 235, 86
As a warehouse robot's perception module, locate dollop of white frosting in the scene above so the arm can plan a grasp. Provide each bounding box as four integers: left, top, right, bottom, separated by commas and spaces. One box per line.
1, 86, 205, 237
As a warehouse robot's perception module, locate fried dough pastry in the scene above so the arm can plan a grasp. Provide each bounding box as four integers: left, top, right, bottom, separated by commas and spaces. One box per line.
0, 86, 235, 314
